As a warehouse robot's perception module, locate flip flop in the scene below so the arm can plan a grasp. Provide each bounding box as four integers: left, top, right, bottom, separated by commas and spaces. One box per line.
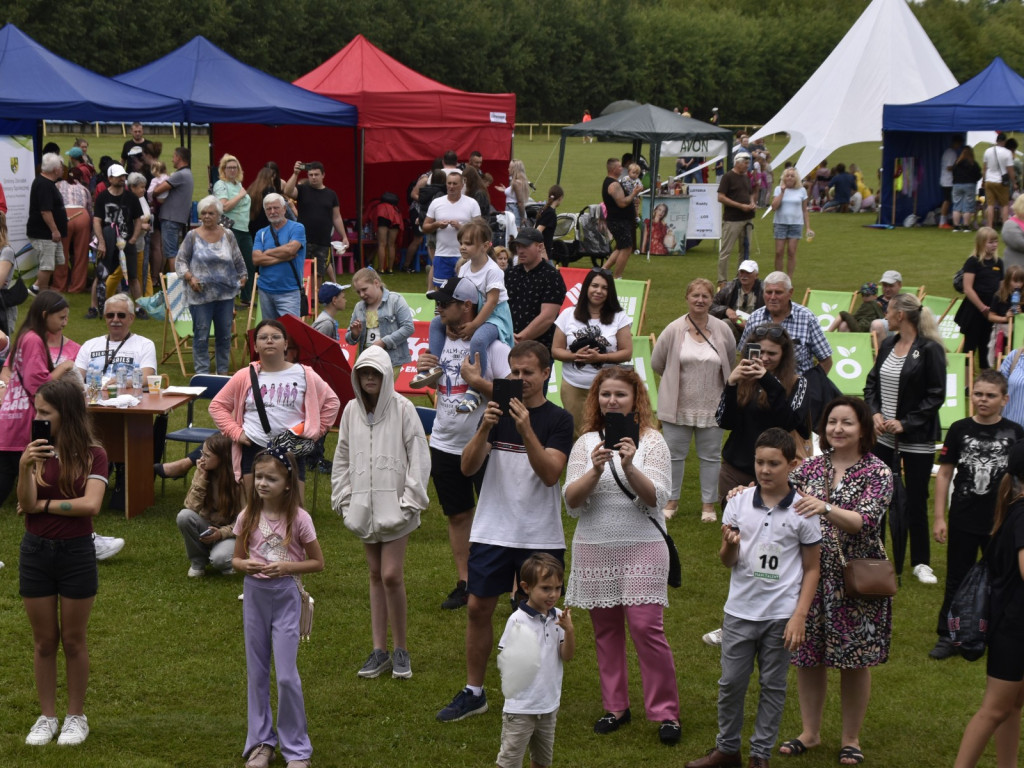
779, 738, 809, 756
838, 746, 864, 765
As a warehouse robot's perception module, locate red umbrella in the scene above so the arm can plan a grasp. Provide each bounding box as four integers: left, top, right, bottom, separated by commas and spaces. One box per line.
279, 314, 355, 425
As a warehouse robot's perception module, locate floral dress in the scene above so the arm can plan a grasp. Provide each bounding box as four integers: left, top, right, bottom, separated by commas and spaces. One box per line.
791, 451, 894, 669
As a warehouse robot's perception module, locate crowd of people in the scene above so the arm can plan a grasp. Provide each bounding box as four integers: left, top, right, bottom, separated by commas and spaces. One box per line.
2, 140, 1024, 768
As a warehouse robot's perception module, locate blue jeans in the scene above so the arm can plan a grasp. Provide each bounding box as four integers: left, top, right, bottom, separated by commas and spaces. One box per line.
190, 298, 235, 374
429, 316, 499, 376
259, 289, 300, 321
161, 220, 186, 264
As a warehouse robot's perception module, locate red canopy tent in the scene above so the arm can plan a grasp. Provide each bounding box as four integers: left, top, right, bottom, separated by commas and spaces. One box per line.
214, 35, 516, 230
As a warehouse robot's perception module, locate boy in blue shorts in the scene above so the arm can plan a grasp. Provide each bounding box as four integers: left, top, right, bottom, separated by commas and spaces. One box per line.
686, 428, 821, 768
495, 553, 575, 768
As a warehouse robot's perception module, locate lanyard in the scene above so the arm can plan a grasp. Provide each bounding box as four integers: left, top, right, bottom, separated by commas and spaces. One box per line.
103, 333, 131, 372
49, 335, 65, 368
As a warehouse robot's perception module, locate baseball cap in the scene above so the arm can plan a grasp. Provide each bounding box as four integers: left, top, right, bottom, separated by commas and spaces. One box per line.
66, 147, 84, 159
738, 260, 759, 274
127, 146, 144, 157
426, 276, 478, 304
510, 227, 544, 247
860, 282, 878, 296
734, 152, 751, 164
317, 282, 349, 304
880, 270, 902, 285
106, 164, 127, 178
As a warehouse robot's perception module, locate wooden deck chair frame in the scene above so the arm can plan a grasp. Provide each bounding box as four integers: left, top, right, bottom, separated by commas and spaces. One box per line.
160, 273, 193, 376
303, 258, 318, 320
246, 272, 261, 332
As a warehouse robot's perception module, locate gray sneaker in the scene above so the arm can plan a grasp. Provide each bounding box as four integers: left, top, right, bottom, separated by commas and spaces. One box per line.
392, 648, 412, 679
357, 648, 391, 678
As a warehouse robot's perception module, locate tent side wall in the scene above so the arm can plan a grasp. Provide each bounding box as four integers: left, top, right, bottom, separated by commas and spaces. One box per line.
879, 131, 955, 227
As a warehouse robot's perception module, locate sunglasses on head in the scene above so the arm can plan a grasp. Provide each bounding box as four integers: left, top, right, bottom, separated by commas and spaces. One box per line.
591, 268, 613, 277
105, 312, 128, 319
751, 325, 785, 340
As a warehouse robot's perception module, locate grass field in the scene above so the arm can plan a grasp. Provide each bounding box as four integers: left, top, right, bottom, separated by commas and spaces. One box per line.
0, 133, 1004, 767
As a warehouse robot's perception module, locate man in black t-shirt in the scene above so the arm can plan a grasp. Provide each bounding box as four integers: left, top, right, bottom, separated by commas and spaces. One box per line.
505, 228, 567, 352
120, 122, 147, 164
601, 157, 644, 279
283, 160, 348, 284
716, 152, 755, 285
93, 164, 144, 303
26, 153, 68, 293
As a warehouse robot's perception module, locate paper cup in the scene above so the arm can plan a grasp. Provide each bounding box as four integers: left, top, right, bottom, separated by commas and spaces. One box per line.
147, 374, 168, 394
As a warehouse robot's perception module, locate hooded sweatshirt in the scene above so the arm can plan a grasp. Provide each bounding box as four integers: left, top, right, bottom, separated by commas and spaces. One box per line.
331, 345, 430, 543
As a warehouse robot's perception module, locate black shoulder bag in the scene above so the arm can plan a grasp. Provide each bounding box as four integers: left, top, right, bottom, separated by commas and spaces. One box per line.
606, 447, 682, 588
268, 225, 310, 317
248, 365, 322, 460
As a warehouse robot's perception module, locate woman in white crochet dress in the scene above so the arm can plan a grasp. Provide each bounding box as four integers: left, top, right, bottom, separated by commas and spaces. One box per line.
563, 366, 681, 747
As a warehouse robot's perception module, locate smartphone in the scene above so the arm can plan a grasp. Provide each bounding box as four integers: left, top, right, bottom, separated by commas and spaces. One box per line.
745, 343, 762, 361
199, 527, 216, 539
492, 378, 524, 416
603, 412, 640, 450
31, 419, 51, 445
297, 162, 307, 171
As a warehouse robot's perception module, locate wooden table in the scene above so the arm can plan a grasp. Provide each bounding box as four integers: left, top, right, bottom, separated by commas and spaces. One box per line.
88, 392, 196, 519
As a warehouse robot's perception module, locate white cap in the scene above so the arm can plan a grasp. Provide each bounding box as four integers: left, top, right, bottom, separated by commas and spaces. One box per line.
738, 260, 759, 274
106, 164, 128, 178
880, 270, 903, 285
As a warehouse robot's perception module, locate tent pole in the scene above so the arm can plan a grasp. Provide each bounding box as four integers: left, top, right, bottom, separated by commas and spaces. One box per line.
358, 128, 366, 270
556, 135, 566, 185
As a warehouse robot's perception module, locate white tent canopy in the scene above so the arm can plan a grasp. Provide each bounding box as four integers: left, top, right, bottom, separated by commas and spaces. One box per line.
751, 0, 957, 180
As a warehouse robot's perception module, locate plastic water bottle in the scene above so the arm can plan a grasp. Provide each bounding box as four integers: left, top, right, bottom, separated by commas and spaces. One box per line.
86, 362, 101, 403
131, 365, 143, 391
115, 364, 128, 390
1013, 290, 1021, 314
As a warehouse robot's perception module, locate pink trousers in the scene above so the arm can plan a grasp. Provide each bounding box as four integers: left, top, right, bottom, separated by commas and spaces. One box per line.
590, 603, 680, 721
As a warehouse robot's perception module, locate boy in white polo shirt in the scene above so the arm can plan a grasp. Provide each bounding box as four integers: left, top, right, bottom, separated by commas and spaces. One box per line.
495, 553, 575, 768
686, 428, 821, 768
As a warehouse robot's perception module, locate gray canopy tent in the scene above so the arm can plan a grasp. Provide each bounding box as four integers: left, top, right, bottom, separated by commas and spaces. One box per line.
557, 102, 734, 185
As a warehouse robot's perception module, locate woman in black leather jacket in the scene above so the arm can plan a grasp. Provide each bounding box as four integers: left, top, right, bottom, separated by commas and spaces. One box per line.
864, 293, 946, 584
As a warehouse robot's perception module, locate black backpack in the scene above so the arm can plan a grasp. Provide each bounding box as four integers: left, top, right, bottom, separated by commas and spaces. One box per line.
947, 559, 990, 661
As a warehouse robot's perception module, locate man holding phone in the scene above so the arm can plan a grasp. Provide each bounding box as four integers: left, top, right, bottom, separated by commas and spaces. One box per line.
437, 341, 573, 723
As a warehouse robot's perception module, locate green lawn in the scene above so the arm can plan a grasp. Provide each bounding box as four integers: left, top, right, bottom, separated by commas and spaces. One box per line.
0, 133, 1000, 767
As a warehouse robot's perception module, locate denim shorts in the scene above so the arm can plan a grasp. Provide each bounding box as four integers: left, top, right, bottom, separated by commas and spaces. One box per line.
467, 543, 564, 598
19, 532, 98, 599
952, 184, 977, 214
773, 222, 802, 240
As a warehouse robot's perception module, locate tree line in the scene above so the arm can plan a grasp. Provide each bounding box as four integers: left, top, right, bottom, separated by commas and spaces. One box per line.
5, 0, 1024, 124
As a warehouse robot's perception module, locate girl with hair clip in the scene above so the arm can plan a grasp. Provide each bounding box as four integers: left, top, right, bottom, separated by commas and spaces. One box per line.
0, 291, 77, 507
953, 439, 1024, 768
18, 377, 108, 747
563, 366, 681, 746
865, 293, 946, 585
955, 226, 1004, 369
176, 433, 245, 578
986, 263, 1024, 366
233, 448, 323, 768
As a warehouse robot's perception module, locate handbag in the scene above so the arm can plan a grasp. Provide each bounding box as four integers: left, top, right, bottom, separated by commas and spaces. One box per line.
256, 516, 315, 640
826, 471, 897, 600
946, 559, 990, 661
268, 224, 310, 317
607, 448, 681, 589
249, 366, 322, 460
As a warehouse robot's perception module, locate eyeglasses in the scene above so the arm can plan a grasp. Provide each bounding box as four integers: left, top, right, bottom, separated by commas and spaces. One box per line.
105, 312, 128, 319
437, 299, 457, 309
591, 268, 613, 277
256, 334, 284, 342
751, 325, 785, 340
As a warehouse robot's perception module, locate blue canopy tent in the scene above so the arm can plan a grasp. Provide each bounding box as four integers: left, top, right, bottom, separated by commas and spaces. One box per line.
113, 36, 357, 127
0, 24, 182, 121
881, 57, 1024, 225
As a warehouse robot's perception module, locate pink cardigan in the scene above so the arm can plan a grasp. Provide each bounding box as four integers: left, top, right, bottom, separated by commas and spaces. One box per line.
0, 331, 51, 451
209, 362, 341, 480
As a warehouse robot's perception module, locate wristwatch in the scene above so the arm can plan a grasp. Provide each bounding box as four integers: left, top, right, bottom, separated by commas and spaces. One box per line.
822, 503, 833, 517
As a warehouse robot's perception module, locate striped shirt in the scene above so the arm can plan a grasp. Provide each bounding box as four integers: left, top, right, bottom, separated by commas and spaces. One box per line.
876, 351, 934, 454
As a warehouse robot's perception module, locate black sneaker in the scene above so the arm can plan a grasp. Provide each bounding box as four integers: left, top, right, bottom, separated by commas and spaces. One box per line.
84, 307, 100, 319
436, 688, 487, 722
929, 637, 956, 660
441, 581, 468, 610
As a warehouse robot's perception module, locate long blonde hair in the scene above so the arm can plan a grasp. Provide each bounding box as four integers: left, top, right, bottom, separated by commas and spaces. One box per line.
888, 293, 944, 348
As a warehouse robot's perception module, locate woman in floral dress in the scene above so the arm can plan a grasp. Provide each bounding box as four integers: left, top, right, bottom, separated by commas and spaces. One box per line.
781, 396, 893, 766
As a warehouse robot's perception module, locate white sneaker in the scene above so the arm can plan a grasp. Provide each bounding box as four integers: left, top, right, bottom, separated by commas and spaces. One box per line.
187, 565, 206, 578
93, 534, 125, 561
25, 715, 59, 745
913, 564, 938, 584
702, 628, 723, 646
57, 714, 89, 746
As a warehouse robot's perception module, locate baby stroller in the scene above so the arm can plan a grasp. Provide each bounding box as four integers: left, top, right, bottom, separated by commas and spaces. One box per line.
573, 204, 611, 267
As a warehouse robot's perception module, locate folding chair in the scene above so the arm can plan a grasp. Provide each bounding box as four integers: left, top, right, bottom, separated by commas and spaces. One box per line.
617, 279, 651, 335
801, 289, 856, 330
397, 291, 438, 322
823, 332, 876, 396
160, 374, 232, 492
160, 273, 194, 376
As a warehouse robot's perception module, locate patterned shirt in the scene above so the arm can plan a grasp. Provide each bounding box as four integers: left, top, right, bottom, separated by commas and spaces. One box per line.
505, 259, 567, 351
738, 301, 832, 374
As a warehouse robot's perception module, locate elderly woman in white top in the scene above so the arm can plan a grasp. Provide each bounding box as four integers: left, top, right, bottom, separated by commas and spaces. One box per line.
563, 366, 680, 746
652, 277, 736, 522
175, 195, 247, 375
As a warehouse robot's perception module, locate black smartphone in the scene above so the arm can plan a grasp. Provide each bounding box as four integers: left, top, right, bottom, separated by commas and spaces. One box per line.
604, 412, 640, 450
745, 343, 762, 361
31, 419, 51, 445
492, 378, 524, 416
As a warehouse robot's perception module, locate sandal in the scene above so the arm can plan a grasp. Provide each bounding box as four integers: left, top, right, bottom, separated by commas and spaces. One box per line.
838, 746, 864, 765
779, 738, 809, 756
455, 391, 481, 414
410, 366, 443, 390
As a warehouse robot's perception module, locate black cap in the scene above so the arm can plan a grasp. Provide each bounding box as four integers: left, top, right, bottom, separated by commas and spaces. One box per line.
511, 227, 544, 247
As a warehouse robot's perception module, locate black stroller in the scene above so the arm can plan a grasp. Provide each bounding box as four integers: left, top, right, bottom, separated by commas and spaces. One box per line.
549, 204, 609, 267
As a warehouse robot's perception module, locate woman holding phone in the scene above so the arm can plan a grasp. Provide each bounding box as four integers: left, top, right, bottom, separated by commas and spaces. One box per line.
563, 366, 681, 746
0, 291, 77, 507
18, 376, 108, 746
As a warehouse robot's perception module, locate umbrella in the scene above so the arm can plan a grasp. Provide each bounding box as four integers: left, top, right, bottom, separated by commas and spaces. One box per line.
279, 314, 355, 426
886, 441, 909, 585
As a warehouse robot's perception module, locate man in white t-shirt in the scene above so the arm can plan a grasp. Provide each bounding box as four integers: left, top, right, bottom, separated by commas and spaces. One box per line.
938, 135, 963, 229
422, 172, 480, 288
436, 341, 573, 723
415, 276, 511, 610
983, 132, 1016, 229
